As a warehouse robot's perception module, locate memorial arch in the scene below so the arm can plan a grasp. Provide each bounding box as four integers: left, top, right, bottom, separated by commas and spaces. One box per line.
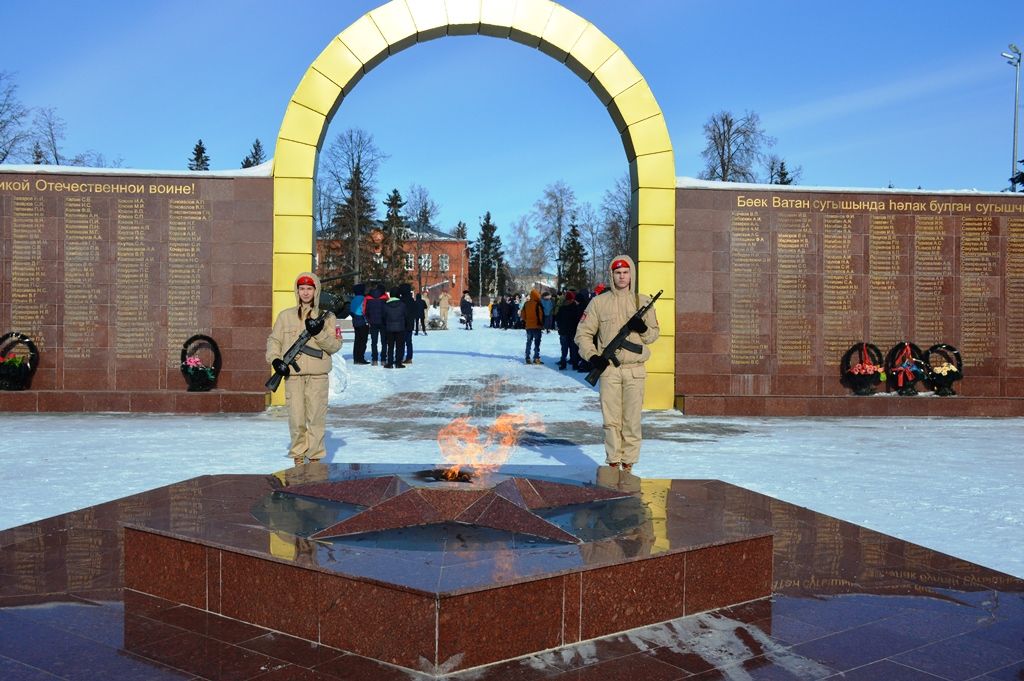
272, 0, 676, 408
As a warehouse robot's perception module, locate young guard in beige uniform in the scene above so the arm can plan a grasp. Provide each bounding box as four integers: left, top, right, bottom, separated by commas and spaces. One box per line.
575, 255, 659, 472
266, 272, 341, 465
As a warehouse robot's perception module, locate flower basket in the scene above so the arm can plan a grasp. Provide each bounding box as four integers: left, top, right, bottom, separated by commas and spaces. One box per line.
0, 332, 39, 391
840, 342, 884, 395
924, 343, 962, 396
180, 334, 221, 392
885, 341, 926, 396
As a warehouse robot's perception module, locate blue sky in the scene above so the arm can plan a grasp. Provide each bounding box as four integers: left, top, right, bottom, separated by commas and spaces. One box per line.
1, 1, 1021, 238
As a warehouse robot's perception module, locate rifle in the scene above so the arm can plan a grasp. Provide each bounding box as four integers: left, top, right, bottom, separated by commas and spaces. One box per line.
585, 289, 663, 386
265, 308, 331, 392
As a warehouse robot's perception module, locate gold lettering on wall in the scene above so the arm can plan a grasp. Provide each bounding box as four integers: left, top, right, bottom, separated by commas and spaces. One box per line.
729, 211, 769, 365
10, 196, 46, 347
62, 197, 102, 360
115, 197, 155, 359
959, 216, 998, 367
912, 215, 951, 344
165, 198, 208, 366
822, 214, 856, 357
1007, 217, 1024, 367
775, 212, 813, 365
868, 215, 903, 349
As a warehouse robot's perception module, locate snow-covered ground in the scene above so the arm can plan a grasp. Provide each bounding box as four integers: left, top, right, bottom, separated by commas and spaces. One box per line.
4, 307, 1022, 578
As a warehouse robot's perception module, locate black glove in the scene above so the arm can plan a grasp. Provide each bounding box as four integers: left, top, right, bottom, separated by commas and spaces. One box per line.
305, 315, 325, 336
626, 316, 647, 334
271, 358, 290, 377
589, 355, 610, 372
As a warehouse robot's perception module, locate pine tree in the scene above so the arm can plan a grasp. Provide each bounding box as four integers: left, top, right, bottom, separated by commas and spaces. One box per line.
367, 188, 408, 286
559, 217, 589, 291
469, 212, 506, 299
240, 138, 265, 168
330, 163, 377, 275
188, 139, 210, 170
452, 220, 468, 240
774, 160, 790, 184
32, 141, 46, 164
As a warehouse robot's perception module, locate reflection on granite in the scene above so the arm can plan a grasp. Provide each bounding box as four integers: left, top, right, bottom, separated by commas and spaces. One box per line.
0, 463, 1018, 679
121, 464, 773, 673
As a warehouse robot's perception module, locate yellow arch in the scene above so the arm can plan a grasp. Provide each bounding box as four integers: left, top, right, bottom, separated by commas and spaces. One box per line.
272, 0, 675, 408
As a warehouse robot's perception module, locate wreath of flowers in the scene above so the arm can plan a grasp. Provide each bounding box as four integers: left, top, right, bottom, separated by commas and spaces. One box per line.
179, 334, 222, 392
923, 343, 962, 396
839, 342, 884, 395
885, 341, 927, 396
0, 332, 39, 391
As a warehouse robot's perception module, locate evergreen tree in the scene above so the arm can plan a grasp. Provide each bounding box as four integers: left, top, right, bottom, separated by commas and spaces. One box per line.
31, 141, 46, 164
188, 139, 210, 170
369, 188, 409, 286
775, 161, 794, 185
559, 217, 589, 291
469, 212, 506, 300
329, 163, 377, 275
240, 138, 265, 168
452, 220, 468, 240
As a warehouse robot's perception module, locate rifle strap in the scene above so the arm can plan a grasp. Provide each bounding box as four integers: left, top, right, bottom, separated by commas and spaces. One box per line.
300, 346, 324, 359
620, 339, 643, 354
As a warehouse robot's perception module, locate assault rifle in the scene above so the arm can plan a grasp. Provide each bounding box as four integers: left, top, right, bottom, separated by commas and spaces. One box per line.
585, 289, 663, 386
265, 290, 340, 392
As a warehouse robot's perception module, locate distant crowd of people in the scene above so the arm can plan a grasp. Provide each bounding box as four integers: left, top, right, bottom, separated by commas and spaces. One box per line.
268, 254, 659, 471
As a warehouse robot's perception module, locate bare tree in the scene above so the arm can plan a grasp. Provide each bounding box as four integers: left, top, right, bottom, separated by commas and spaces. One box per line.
532, 181, 577, 287
575, 201, 603, 286
506, 215, 546, 291
698, 110, 775, 182
313, 175, 338, 236
600, 172, 631, 258
29, 106, 118, 167
764, 154, 802, 185
0, 71, 31, 163
405, 183, 441, 291
33, 107, 66, 165
319, 128, 388, 281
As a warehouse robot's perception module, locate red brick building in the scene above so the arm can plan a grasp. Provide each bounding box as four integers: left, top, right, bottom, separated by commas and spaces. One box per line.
316, 226, 468, 304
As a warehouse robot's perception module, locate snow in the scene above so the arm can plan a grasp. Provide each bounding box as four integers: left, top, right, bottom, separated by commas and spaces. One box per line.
0, 159, 272, 178
3, 309, 1022, 579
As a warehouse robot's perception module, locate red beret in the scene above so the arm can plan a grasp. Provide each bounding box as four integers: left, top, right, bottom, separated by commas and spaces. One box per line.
296, 275, 316, 288
611, 259, 630, 271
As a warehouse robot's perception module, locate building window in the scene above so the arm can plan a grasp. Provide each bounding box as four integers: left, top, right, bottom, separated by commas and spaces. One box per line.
404, 253, 414, 271
420, 253, 432, 271
439, 254, 450, 272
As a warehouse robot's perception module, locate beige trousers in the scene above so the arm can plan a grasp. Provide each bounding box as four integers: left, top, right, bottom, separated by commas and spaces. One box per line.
285, 374, 329, 461
598, 363, 645, 465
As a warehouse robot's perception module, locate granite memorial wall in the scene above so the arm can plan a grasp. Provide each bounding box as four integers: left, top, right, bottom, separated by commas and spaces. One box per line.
676, 182, 1024, 416
0, 170, 273, 412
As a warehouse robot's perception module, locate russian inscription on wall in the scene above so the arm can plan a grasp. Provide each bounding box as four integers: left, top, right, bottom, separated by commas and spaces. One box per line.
1, 172, 272, 407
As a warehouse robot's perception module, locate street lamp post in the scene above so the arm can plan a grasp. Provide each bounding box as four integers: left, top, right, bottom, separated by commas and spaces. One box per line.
1002, 44, 1022, 192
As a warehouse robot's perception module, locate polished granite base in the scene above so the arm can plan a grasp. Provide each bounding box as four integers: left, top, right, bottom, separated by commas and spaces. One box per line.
121, 464, 773, 674
1, 465, 1021, 680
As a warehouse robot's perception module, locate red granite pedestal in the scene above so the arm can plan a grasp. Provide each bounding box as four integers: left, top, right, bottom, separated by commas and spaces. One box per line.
122, 464, 773, 676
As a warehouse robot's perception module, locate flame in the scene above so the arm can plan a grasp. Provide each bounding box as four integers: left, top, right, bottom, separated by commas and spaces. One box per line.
436, 413, 542, 482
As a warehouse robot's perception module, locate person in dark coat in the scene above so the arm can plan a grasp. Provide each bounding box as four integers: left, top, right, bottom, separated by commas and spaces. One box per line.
414, 292, 428, 336
382, 287, 406, 369
363, 285, 387, 365
399, 284, 417, 363
555, 290, 583, 369
460, 291, 473, 330
349, 283, 370, 364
